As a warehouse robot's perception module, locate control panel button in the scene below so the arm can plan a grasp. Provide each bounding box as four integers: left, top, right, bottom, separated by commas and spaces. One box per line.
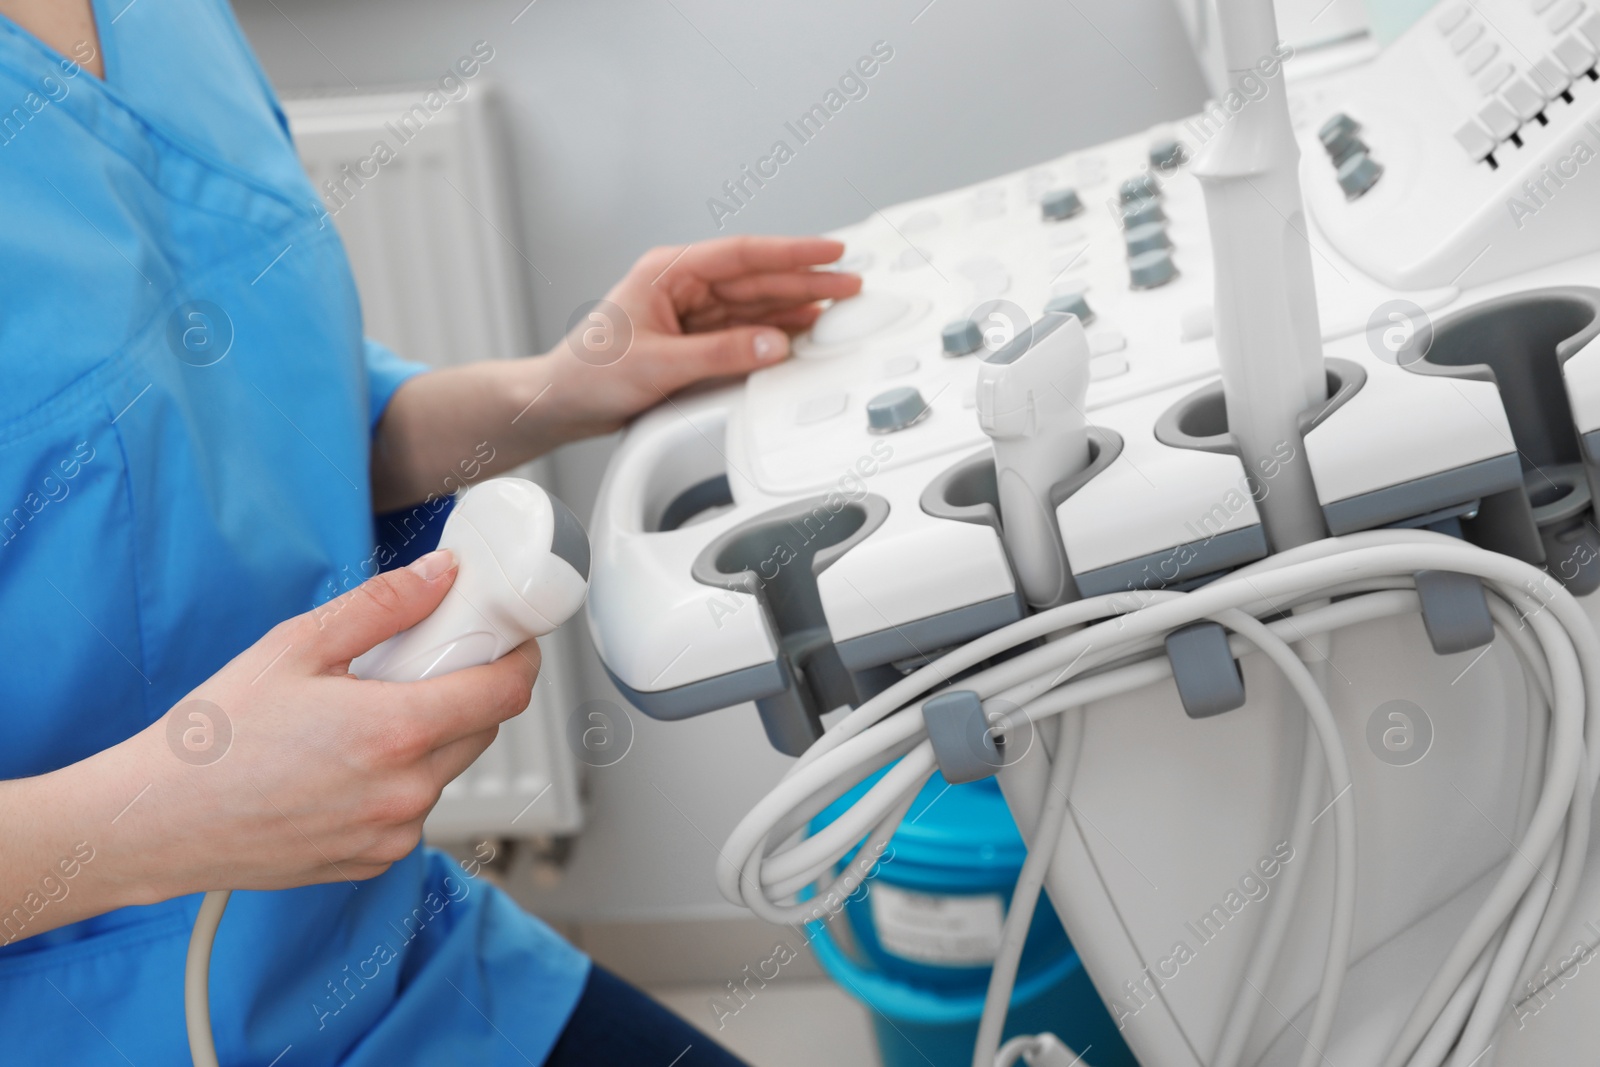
1121, 199, 1167, 229
941, 318, 984, 356
1328, 134, 1367, 166
1454, 118, 1497, 161
1464, 40, 1499, 74
1179, 304, 1215, 342
1089, 331, 1127, 356
893, 246, 932, 271
1450, 21, 1484, 54
1476, 98, 1518, 139
1129, 249, 1179, 289
1337, 151, 1384, 199
1533, 54, 1573, 96
836, 250, 875, 273
811, 292, 913, 346
1477, 61, 1515, 93
1581, 10, 1600, 49
1437, 4, 1470, 33
1318, 113, 1359, 146
866, 386, 930, 433
1118, 173, 1161, 203
1549, 0, 1587, 33
1041, 187, 1084, 220
1554, 33, 1597, 75
796, 392, 849, 425
1149, 137, 1186, 170
1044, 291, 1095, 325
1125, 222, 1172, 256
1503, 77, 1546, 119
880, 354, 919, 378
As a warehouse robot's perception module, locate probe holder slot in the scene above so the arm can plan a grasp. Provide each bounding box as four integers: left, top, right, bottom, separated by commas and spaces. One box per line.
1409, 287, 1600, 592
920, 428, 1125, 600
690, 495, 892, 754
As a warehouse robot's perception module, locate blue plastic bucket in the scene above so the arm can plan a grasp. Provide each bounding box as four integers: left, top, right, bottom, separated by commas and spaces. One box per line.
816, 770, 1068, 990
809, 769, 1135, 1066
810, 911, 1136, 1067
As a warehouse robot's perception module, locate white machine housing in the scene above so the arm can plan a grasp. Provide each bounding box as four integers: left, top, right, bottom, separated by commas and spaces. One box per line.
588, 4, 1600, 1064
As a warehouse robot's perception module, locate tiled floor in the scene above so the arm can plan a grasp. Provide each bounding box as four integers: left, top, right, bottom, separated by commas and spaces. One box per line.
650, 979, 883, 1067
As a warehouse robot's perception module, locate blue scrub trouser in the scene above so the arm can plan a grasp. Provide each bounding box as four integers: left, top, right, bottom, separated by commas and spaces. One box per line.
545, 966, 752, 1066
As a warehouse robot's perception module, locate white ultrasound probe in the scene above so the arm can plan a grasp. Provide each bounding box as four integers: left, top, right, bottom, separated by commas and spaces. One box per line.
350, 478, 591, 681
976, 312, 1093, 608
184, 477, 590, 1067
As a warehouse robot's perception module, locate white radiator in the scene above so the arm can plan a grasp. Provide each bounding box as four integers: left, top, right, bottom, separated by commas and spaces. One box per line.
284, 88, 583, 839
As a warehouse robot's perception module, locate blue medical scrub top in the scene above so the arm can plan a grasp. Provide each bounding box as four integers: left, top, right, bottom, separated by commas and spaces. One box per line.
0, 1, 590, 1063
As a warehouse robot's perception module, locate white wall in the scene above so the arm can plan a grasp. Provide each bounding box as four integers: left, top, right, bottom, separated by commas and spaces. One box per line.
234, 0, 1209, 922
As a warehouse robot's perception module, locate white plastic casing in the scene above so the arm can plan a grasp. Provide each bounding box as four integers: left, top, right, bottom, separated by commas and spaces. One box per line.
976, 312, 1092, 606
351, 479, 590, 683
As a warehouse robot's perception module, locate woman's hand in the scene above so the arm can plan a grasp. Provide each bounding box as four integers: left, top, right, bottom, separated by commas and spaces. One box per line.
543, 234, 862, 436
370, 234, 860, 512
0, 549, 537, 934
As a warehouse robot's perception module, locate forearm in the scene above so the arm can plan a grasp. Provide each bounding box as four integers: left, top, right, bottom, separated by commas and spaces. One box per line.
369, 355, 593, 513
0, 743, 167, 945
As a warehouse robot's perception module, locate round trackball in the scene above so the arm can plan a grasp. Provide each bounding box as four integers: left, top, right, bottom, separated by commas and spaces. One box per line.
350, 479, 590, 682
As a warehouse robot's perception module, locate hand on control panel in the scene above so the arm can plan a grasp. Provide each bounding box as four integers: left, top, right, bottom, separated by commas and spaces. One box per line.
546, 235, 862, 435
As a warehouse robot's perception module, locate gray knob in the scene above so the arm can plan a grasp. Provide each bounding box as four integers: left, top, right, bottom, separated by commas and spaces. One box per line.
1129, 248, 1179, 290
866, 386, 930, 433
1120, 198, 1166, 229
1118, 173, 1161, 204
1318, 113, 1360, 147
1328, 134, 1366, 166
1149, 137, 1186, 171
1044, 291, 1095, 325
1040, 187, 1083, 221
941, 318, 984, 356
1337, 151, 1383, 200
1320, 113, 1364, 166
1125, 222, 1171, 256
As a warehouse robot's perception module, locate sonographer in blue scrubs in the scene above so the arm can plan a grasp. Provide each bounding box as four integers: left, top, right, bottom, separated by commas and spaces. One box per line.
0, 0, 860, 1062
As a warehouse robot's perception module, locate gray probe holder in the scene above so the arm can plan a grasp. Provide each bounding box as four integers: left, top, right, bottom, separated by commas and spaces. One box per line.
1165, 621, 1247, 719
921, 427, 1125, 606
922, 689, 1005, 783
1414, 569, 1495, 655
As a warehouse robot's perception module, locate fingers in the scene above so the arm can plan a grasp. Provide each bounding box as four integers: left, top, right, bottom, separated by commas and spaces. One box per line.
680, 296, 829, 334
652, 326, 791, 386
388, 637, 541, 748
297, 550, 459, 671
708, 268, 860, 306
426, 726, 501, 786
642, 236, 846, 286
